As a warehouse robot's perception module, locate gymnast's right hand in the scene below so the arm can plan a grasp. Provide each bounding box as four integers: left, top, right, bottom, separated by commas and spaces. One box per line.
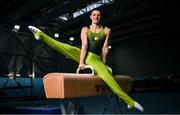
78, 63, 86, 70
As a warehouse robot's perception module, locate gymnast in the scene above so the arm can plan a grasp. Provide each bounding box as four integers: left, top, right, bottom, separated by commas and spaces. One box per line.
28, 9, 144, 112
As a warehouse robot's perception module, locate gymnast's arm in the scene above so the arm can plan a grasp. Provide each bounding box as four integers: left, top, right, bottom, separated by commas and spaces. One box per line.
79, 27, 88, 70
102, 27, 111, 64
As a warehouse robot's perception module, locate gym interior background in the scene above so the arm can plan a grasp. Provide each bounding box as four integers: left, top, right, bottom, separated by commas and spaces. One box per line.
0, 0, 180, 114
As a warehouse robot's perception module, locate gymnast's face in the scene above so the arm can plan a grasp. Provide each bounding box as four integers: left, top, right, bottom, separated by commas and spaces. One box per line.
90, 10, 101, 24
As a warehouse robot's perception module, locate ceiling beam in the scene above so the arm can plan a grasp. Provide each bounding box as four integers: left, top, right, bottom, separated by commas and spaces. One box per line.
33, 0, 91, 24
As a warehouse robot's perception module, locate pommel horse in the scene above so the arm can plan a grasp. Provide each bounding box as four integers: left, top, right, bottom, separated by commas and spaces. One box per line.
43, 65, 133, 113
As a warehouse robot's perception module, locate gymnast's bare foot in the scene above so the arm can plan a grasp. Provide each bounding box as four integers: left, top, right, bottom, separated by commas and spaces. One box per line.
128, 101, 144, 112
28, 26, 41, 40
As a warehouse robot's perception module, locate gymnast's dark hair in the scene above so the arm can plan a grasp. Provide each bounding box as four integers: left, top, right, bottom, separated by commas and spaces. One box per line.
90, 8, 103, 16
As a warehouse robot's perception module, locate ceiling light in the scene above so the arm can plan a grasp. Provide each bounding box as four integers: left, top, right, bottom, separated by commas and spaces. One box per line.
54, 33, 59, 38
14, 25, 20, 30
69, 37, 74, 41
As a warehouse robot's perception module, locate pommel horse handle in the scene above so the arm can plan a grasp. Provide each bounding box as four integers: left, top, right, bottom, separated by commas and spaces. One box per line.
76, 65, 95, 75
76, 65, 113, 75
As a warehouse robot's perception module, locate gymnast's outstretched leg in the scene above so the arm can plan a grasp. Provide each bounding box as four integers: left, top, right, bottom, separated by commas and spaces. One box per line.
85, 52, 143, 111
28, 26, 80, 62
28, 26, 144, 112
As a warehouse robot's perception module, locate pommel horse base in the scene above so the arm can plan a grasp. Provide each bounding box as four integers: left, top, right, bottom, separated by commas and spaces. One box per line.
43, 73, 133, 114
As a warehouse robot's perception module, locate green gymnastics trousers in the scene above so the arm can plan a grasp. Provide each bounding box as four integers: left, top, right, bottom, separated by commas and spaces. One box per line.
36, 31, 135, 107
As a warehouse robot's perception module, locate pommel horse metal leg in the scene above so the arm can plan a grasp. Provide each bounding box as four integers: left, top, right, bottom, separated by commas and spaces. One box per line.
43, 73, 133, 114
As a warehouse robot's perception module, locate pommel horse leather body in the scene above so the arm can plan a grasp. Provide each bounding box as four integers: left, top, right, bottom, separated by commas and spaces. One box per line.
43, 73, 133, 99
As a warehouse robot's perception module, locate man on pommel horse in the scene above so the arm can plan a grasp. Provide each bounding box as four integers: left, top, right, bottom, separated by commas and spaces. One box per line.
28, 9, 144, 112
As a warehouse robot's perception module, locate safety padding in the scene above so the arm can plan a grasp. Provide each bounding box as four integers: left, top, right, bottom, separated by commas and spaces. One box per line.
43, 73, 133, 98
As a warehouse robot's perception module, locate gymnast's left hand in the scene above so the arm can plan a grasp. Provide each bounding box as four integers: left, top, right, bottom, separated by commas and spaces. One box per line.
78, 63, 86, 70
